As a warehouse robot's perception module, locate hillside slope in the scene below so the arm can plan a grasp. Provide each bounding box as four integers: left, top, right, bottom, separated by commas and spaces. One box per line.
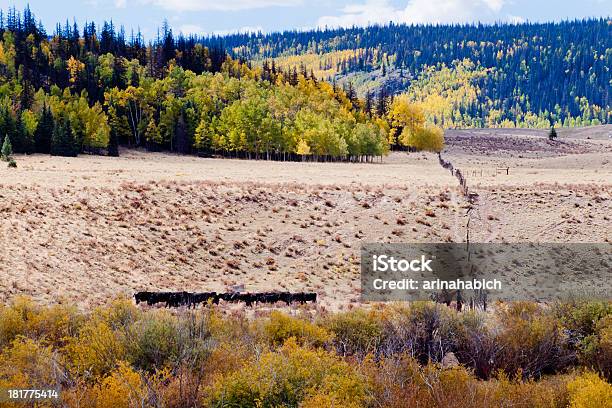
212, 20, 611, 128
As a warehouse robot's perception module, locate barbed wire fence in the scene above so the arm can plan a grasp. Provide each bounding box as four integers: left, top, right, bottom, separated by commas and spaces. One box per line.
436, 153, 502, 311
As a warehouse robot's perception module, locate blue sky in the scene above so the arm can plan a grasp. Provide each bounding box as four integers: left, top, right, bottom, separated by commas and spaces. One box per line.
1, 0, 611, 39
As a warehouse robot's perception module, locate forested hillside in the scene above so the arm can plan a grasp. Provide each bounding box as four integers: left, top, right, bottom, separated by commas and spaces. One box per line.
211, 19, 611, 128
0, 6, 608, 160
0, 6, 409, 160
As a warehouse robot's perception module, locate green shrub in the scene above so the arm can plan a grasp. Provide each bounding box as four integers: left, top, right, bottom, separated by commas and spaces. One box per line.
124, 309, 214, 373
322, 309, 384, 356
557, 300, 612, 339
556, 300, 612, 378
125, 311, 181, 371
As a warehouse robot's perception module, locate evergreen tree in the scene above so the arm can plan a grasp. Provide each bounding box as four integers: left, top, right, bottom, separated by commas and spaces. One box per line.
51, 119, 77, 157
376, 87, 388, 117
0, 109, 16, 150
34, 105, 54, 154
548, 126, 558, 141
174, 110, 189, 154
107, 127, 120, 157
1, 134, 13, 160
15, 112, 36, 154
364, 90, 373, 116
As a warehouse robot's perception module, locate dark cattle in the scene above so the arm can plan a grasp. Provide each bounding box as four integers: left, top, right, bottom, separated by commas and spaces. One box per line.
192, 292, 218, 306
135, 291, 153, 305
134, 291, 317, 308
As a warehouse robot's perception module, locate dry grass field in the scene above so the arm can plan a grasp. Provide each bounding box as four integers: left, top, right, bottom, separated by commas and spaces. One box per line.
0, 126, 610, 309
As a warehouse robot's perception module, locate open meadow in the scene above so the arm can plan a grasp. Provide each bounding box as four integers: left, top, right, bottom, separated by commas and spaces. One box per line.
1, 126, 610, 310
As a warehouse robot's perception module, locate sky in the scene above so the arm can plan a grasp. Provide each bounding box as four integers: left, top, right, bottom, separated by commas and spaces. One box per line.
1, 0, 610, 39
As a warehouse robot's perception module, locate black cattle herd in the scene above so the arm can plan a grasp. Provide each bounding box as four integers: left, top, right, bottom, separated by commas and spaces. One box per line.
134, 291, 317, 308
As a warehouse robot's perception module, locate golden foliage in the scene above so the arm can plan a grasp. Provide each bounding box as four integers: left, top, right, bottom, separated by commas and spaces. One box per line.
295, 138, 311, 155
0, 297, 81, 349
89, 361, 151, 408
0, 337, 59, 390
64, 319, 127, 378
0, 299, 609, 407
206, 338, 369, 407
263, 311, 332, 347
387, 95, 445, 152
322, 308, 384, 356
567, 371, 612, 408
67, 56, 85, 84
262, 49, 369, 80
403, 125, 445, 152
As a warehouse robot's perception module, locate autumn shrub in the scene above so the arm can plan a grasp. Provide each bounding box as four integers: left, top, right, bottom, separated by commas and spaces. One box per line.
205, 338, 370, 408
363, 355, 571, 408
88, 361, 158, 408
494, 302, 573, 378
483, 372, 571, 408
124, 311, 181, 372
0, 300, 609, 407
556, 300, 612, 378
0, 297, 82, 349
263, 311, 332, 347
0, 300, 28, 348
360, 353, 432, 407
96, 297, 141, 331
454, 310, 501, 379
0, 337, 61, 393
566, 371, 612, 408
64, 318, 127, 379
206, 307, 257, 347
322, 308, 384, 356
379, 302, 462, 364
579, 315, 612, 380
151, 338, 248, 408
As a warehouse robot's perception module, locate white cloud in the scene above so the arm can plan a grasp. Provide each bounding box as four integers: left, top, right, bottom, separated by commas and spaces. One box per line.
179, 24, 206, 35
141, 0, 302, 12
179, 24, 264, 36
114, 0, 127, 8
317, 0, 509, 28
484, 0, 505, 12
